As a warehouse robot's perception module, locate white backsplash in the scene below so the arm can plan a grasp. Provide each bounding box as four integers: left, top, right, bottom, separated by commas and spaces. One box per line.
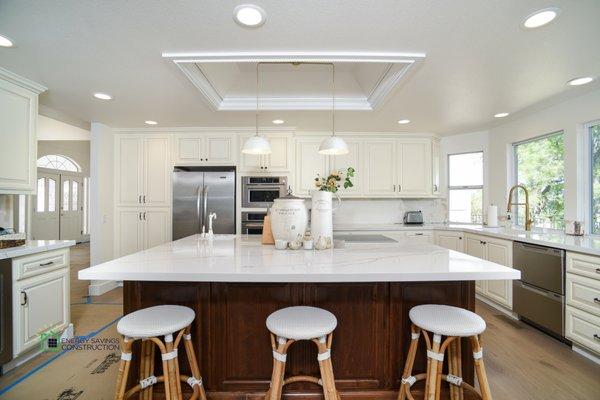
332, 198, 448, 225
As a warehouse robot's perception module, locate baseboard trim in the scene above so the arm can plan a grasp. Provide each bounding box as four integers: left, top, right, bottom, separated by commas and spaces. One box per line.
88, 280, 119, 296
475, 294, 518, 319
572, 344, 600, 365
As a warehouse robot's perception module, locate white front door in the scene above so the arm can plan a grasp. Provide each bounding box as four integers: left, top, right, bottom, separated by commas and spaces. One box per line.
59, 173, 83, 241
31, 171, 60, 240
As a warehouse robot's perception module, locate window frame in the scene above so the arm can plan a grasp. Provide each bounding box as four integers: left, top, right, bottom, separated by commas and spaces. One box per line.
512, 130, 565, 230
447, 151, 484, 225
587, 120, 600, 235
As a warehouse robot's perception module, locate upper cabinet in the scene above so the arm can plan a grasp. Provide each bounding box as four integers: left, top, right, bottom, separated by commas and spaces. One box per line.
364, 139, 397, 196
294, 137, 329, 196
0, 68, 47, 194
115, 135, 171, 207
432, 139, 441, 196
329, 138, 363, 197
239, 132, 292, 173
173, 132, 236, 166
397, 139, 432, 196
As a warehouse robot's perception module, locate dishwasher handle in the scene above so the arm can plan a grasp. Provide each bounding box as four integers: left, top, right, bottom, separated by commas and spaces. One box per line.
515, 241, 564, 257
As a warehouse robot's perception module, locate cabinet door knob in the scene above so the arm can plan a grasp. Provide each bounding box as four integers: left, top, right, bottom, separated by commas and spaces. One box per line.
143, 195, 146, 203
393, 185, 396, 192
139, 212, 142, 220
20, 291, 28, 306
139, 195, 142, 203
596, 268, 600, 274
594, 334, 600, 341
594, 297, 600, 304
143, 212, 146, 220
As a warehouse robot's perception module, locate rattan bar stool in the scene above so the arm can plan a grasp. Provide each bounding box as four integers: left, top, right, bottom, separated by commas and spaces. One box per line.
265, 306, 340, 400
114, 305, 207, 400
398, 304, 492, 400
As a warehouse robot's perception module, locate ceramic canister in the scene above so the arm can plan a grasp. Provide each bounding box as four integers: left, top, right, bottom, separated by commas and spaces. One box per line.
270, 191, 308, 242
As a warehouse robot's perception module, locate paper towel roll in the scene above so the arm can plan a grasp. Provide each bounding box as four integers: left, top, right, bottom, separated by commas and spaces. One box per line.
487, 205, 499, 227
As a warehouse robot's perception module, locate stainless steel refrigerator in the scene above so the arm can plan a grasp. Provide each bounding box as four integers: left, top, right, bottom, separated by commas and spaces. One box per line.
172, 167, 236, 240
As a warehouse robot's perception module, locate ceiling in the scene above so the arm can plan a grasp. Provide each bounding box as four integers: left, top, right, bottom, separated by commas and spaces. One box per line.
0, 0, 599, 135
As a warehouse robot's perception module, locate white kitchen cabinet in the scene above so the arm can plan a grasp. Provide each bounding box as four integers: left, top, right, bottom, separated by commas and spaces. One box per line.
397, 139, 432, 196
295, 137, 329, 196
435, 231, 464, 252
330, 138, 363, 197
432, 140, 441, 196
173, 133, 235, 165
115, 135, 171, 207
239, 133, 292, 173
465, 233, 513, 308
115, 207, 171, 257
12, 248, 70, 357
0, 68, 46, 194
566, 306, 600, 355
364, 139, 397, 196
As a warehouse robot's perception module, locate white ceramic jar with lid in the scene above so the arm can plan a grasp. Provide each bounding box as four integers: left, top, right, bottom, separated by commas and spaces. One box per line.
270, 189, 308, 242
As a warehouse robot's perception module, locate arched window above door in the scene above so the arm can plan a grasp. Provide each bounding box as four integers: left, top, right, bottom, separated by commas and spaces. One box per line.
37, 155, 80, 172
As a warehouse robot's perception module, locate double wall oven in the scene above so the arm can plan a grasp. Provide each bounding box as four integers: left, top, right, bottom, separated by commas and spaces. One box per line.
241, 176, 287, 235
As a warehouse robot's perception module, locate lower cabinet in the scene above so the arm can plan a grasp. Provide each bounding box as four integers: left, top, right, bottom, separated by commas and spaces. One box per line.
434, 231, 464, 252
464, 233, 513, 309
12, 248, 70, 357
116, 207, 171, 257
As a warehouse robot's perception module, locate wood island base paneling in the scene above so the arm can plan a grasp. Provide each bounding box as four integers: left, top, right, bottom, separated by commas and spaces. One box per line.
123, 280, 476, 399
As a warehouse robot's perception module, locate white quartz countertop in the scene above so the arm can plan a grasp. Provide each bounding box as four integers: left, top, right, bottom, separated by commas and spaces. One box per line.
0, 240, 76, 260
334, 223, 600, 256
78, 235, 520, 283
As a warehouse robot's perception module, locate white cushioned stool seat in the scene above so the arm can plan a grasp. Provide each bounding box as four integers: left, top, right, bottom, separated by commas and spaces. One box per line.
117, 305, 195, 338
266, 306, 337, 340
409, 304, 486, 337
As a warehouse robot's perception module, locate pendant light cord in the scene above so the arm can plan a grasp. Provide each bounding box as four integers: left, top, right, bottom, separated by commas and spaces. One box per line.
256, 62, 260, 137
332, 62, 335, 137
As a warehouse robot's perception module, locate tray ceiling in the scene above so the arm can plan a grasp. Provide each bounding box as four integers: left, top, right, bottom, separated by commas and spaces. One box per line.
163, 52, 425, 111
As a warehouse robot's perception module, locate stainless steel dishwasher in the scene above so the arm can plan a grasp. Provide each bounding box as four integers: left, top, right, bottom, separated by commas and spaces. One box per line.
513, 241, 566, 340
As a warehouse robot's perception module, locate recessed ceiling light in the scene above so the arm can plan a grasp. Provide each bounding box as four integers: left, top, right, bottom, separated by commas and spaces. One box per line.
567, 76, 595, 86
233, 4, 266, 28
494, 112, 509, 118
272, 119, 284, 125
397, 119, 411, 124
523, 8, 560, 29
0, 34, 14, 47
145, 120, 158, 125
93, 92, 112, 100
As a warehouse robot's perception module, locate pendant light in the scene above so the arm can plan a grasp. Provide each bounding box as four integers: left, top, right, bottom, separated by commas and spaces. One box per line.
242, 62, 272, 155
319, 63, 349, 155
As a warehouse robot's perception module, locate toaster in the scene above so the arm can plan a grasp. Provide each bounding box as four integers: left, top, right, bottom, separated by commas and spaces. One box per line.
403, 211, 423, 225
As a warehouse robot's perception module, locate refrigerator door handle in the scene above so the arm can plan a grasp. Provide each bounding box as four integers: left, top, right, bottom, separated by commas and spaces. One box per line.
196, 185, 203, 232
203, 185, 209, 229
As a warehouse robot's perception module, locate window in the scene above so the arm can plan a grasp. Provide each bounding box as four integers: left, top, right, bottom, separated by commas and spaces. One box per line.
514, 132, 564, 229
448, 152, 483, 224
36, 178, 45, 212
62, 180, 70, 211
589, 122, 600, 234
37, 155, 80, 172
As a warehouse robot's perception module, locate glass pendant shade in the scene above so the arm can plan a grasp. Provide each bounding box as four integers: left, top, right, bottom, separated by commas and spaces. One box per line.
242, 135, 272, 154
318, 136, 349, 155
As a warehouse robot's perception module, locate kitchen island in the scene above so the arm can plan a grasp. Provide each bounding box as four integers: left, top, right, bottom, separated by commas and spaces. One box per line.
79, 235, 519, 399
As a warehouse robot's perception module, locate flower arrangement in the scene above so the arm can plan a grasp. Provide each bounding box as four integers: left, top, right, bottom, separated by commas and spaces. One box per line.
314, 167, 355, 193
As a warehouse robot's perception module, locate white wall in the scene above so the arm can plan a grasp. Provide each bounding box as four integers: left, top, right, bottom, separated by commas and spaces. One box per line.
89, 123, 114, 266
37, 115, 90, 140
487, 88, 600, 223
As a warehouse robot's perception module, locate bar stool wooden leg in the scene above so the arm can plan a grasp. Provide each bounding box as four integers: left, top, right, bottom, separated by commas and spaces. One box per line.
266, 334, 289, 400
139, 339, 155, 400
426, 334, 443, 400
447, 338, 464, 400
315, 334, 339, 400
470, 335, 492, 400
115, 337, 133, 400
164, 334, 181, 400
182, 326, 208, 400
398, 325, 421, 400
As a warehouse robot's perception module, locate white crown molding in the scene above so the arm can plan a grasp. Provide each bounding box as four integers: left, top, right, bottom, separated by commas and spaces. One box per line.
111, 126, 298, 133
162, 51, 425, 63
163, 52, 425, 111
0, 67, 47, 94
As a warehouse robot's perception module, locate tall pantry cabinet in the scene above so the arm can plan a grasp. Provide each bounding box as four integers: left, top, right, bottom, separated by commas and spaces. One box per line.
114, 135, 171, 257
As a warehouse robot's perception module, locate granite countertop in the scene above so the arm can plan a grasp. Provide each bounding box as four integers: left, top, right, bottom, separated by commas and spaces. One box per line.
0, 240, 76, 261
78, 234, 519, 283
333, 223, 600, 256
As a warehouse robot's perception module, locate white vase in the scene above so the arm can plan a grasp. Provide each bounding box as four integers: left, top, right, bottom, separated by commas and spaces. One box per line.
311, 190, 341, 243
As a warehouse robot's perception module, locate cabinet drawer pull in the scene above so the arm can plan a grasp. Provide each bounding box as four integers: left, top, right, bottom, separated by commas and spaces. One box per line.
20, 291, 28, 306
594, 334, 600, 341
39, 261, 54, 267
415, 233, 424, 236
594, 298, 600, 304
596, 268, 600, 274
